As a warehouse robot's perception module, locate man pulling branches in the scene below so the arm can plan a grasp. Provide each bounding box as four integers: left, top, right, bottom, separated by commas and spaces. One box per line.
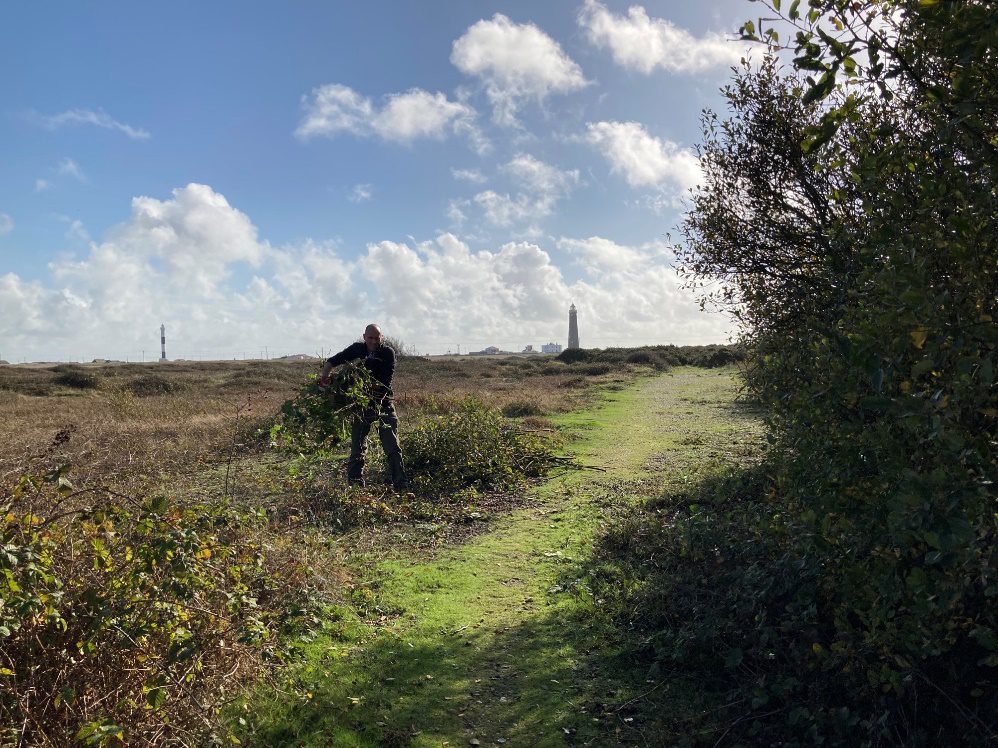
319, 324, 408, 490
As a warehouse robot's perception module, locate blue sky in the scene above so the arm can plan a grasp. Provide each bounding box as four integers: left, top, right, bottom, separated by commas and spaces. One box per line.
1, 0, 750, 361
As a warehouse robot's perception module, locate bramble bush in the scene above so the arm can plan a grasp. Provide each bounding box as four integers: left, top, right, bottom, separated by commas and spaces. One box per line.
267, 363, 374, 454
0, 452, 323, 746
402, 397, 570, 494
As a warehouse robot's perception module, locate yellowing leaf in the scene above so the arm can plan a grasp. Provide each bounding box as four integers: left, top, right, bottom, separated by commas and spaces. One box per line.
910, 328, 928, 349
0, 668, 15, 676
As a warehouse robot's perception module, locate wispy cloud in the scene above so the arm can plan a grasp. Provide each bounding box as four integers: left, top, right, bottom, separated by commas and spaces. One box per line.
34, 178, 50, 193
470, 153, 580, 232
59, 216, 92, 243
348, 183, 373, 203
451, 168, 487, 184
57, 157, 86, 182
0, 213, 12, 235
32, 108, 151, 140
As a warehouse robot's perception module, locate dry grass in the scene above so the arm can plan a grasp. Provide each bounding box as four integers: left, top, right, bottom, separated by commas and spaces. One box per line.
0, 356, 616, 494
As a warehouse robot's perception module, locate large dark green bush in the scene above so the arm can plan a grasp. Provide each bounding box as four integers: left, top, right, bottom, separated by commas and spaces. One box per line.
652, 1, 998, 742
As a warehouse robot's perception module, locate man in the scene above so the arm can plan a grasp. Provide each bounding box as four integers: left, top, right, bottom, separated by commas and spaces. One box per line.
318, 324, 408, 490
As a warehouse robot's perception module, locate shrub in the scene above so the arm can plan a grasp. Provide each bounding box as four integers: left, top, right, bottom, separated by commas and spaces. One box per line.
52, 366, 100, 390
127, 374, 182, 397
555, 348, 592, 364
501, 400, 545, 418
0, 461, 322, 746
268, 363, 374, 453
556, 345, 744, 369
623, 350, 669, 368
674, 5, 998, 742
582, 468, 835, 739
576, 363, 612, 377
402, 397, 566, 493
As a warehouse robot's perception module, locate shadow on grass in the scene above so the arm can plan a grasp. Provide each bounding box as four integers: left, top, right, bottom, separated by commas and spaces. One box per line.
235, 591, 682, 747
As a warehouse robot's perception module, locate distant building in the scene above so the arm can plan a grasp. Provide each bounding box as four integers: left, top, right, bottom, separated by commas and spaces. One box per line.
470, 345, 502, 356
541, 342, 562, 354
567, 304, 580, 349
521, 344, 536, 353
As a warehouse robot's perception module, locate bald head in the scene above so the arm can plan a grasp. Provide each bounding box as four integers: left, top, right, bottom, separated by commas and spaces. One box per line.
363, 324, 383, 352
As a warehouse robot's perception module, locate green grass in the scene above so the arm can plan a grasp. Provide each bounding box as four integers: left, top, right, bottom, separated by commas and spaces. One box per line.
233, 368, 761, 747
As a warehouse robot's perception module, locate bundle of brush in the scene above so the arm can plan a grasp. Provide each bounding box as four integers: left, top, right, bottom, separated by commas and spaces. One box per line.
270, 362, 375, 452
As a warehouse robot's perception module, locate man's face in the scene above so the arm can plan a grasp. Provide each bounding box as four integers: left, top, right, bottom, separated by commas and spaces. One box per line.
364, 328, 382, 352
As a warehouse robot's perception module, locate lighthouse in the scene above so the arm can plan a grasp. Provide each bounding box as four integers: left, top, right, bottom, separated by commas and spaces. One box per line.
567, 304, 580, 350
160, 324, 167, 361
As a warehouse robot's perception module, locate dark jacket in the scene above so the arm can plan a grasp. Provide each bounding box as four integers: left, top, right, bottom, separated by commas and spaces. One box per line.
326, 342, 396, 397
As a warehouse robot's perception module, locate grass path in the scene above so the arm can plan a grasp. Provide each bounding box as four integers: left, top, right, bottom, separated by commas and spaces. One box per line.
240, 369, 759, 747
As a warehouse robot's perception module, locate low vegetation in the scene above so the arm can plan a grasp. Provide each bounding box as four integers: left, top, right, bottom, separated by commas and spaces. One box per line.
1, 348, 735, 745
556, 343, 743, 370
575, 2, 996, 745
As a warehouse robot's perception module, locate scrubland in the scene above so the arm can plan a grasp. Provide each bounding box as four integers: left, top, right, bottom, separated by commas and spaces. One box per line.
0, 345, 738, 746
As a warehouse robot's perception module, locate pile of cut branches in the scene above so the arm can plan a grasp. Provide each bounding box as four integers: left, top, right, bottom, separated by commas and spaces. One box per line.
268, 363, 375, 453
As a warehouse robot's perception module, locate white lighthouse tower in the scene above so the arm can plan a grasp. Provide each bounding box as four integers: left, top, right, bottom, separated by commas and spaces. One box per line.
160, 324, 167, 361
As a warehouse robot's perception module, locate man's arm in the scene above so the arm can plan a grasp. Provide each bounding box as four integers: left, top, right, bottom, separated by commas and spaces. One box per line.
318, 342, 364, 385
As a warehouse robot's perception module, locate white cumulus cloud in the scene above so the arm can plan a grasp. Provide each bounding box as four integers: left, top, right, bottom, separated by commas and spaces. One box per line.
585, 120, 700, 191
296, 84, 482, 148
579, 0, 743, 74
55, 183, 265, 301
557, 235, 672, 274
473, 190, 539, 228
451, 14, 588, 125
0, 185, 731, 361
34, 108, 151, 140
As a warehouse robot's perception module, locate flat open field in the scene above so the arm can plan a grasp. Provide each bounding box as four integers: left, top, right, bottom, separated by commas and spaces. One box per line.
0, 355, 615, 493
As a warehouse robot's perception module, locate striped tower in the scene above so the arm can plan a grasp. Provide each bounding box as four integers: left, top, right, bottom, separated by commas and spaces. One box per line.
160, 324, 166, 361
567, 304, 580, 349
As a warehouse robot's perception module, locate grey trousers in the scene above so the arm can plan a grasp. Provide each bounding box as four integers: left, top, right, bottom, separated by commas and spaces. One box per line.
346, 401, 406, 487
